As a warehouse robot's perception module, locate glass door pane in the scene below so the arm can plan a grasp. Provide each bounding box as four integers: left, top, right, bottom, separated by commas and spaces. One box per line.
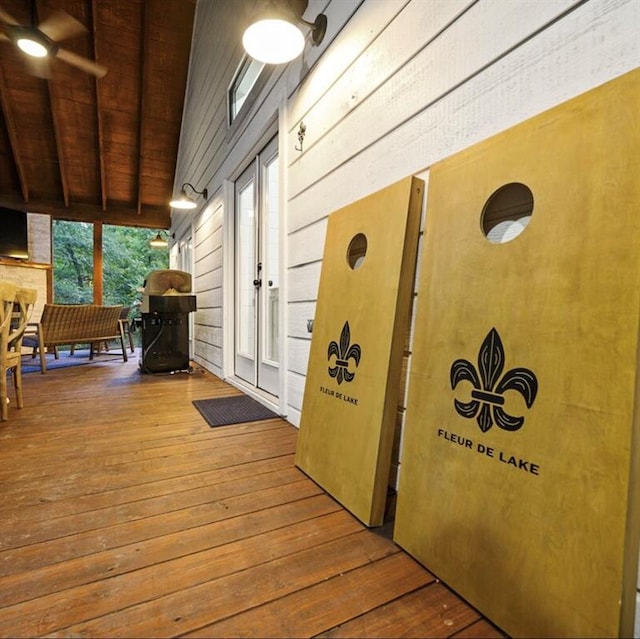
262, 153, 279, 365
237, 180, 255, 357
235, 163, 257, 385
256, 136, 279, 397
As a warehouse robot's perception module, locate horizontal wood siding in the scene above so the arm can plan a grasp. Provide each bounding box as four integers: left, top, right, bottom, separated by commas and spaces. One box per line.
192, 201, 224, 376
281, 0, 637, 426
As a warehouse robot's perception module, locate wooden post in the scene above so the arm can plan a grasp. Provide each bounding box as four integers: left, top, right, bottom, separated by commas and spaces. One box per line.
93, 222, 103, 305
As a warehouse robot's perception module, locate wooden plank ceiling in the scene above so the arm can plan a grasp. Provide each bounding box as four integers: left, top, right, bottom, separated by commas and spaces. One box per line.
0, 0, 195, 229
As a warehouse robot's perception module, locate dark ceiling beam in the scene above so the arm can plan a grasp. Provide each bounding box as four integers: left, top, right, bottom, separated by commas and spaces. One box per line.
0, 194, 170, 229
91, 0, 107, 211
136, 0, 149, 217
46, 80, 70, 207
36, 0, 70, 208
0, 66, 29, 203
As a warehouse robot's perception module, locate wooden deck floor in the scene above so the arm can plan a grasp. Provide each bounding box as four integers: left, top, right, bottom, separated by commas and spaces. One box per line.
0, 351, 506, 638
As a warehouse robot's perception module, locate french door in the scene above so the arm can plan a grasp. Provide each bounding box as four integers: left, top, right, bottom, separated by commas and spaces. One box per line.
234, 136, 279, 396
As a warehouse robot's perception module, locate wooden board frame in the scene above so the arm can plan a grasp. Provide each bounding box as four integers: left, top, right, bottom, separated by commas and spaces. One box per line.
296, 176, 424, 526
394, 69, 640, 638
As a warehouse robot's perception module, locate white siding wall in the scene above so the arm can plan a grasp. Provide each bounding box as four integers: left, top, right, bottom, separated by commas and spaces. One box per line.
172, 0, 365, 408
173, 0, 639, 621
173, 0, 638, 414
192, 200, 224, 376
283, 0, 638, 425
174, 0, 638, 423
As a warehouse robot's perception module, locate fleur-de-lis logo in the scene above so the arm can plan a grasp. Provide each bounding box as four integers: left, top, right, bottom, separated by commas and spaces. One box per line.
328, 321, 361, 385
450, 327, 538, 433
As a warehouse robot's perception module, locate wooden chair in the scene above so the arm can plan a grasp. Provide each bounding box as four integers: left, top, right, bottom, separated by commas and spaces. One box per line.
1, 283, 37, 421
0, 281, 18, 420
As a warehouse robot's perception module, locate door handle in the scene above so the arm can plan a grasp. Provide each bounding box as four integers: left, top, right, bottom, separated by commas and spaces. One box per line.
253, 279, 262, 287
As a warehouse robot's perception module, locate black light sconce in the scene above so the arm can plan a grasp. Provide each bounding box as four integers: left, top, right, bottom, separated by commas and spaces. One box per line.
149, 231, 175, 249
242, 0, 327, 64
169, 183, 208, 210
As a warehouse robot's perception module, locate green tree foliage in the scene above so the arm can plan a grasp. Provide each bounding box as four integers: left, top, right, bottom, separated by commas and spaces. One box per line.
103, 225, 169, 315
53, 221, 169, 315
53, 221, 93, 304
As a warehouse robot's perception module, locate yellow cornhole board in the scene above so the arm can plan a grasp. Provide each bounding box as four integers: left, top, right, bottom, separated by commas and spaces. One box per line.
394, 69, 640, 638
295, 176, 423, 526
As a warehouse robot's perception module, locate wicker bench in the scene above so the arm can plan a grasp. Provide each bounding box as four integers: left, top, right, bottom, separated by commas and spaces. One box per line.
24, 304, 128, 373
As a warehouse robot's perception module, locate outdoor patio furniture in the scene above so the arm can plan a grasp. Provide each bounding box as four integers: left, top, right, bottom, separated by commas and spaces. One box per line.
24, 304, 128, 373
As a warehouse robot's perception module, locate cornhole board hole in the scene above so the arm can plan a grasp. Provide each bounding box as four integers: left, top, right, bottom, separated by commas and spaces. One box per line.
394, 69, 640, 638
295, 176, 424, 527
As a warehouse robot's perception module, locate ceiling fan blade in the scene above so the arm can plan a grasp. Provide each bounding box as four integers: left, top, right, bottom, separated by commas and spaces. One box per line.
56, 47, 107, 78
38, 10, 86, 42
0, 5, 19, 26
24, 55, 51, 79
0, 32, 8, 43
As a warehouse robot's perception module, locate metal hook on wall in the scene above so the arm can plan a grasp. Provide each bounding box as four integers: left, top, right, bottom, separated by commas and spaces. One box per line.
295, 121, 306, 152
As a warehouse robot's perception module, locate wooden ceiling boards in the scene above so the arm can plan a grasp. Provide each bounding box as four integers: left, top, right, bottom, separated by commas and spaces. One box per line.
295, 176, 424, 527
393, 68, 640, 638
0, 0, 194, 228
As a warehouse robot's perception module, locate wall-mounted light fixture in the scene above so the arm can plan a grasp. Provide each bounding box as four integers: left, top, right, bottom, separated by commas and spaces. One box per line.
169, 183, 208, 210
242, 0, 327, 64
149, 231, 174, 249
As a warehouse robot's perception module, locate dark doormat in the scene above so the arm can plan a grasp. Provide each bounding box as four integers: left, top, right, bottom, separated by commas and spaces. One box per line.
193, 395, 278, 428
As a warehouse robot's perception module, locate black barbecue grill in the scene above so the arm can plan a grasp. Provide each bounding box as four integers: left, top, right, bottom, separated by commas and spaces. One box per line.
139, 269, 197, 374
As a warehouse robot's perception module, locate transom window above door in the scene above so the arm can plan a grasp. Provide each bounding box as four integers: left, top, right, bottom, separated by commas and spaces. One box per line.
228, 56, 265, 124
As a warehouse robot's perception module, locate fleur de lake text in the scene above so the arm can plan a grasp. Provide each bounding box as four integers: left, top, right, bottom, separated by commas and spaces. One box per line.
320, 385, 359, 405
436, 428, 540, 476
